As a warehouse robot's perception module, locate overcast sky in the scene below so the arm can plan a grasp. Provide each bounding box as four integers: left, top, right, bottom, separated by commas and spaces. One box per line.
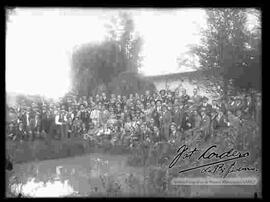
6, 8, 257, 99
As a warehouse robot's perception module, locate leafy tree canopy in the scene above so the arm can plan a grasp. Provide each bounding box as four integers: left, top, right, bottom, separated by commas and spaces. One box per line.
71, 12, 145, 96
179, 8, 261, 97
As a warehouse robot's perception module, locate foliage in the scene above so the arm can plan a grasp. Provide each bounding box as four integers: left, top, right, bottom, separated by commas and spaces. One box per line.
71, 12, 145, 96
234, 9, 261, 91
186, 8, 261, 97
108, 71, 156, 96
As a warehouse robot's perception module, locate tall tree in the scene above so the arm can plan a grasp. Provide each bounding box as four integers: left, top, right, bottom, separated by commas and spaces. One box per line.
234, 8, 261, 91
71, 12, 144, 96
105, 12, 143, 73
189, 8, 261, 98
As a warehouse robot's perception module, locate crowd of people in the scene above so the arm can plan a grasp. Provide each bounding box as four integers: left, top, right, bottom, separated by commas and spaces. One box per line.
6, 87, 261, 152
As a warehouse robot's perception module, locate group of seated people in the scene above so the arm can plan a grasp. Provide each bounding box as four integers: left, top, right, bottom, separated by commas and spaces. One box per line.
6, 87, 261, 150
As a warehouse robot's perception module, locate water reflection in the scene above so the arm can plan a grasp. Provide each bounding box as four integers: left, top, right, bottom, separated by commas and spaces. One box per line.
8, 157, 111, 197
10, 177, 78, 197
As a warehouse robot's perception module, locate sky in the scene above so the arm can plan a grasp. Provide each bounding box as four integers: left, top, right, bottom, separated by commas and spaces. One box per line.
6, 8, 257, 99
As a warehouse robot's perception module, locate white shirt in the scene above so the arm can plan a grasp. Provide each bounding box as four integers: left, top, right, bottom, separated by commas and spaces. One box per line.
55, 114, 62, 125
26, 113, 30, 126
90, 109, 100, 120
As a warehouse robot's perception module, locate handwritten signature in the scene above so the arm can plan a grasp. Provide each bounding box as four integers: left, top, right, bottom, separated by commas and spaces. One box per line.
169, 145, 258, 177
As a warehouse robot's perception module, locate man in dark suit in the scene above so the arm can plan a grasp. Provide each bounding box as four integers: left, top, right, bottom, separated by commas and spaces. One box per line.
199, 111, 211, 142
40, 107, 49, 134
7, 122, 16, 141
199, 97, 212, 116
180, 89, 190, 105
168, 122, 182, 145
172, 104, 184, 130
212, 111, 229, 130
16, 121, 28, 142
33, 112, 41, 139
160, 104, 172, 141
153, 99, 162, 128
29, 113, 37, 141
160, 89, 167, 103
191, 88, 202, 105
181, 106, 193, 132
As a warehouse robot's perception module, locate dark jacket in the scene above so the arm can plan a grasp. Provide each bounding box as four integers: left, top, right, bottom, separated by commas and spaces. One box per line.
212, 115, 228, 130
181, 112, 192, 131
172, 108, 184, 127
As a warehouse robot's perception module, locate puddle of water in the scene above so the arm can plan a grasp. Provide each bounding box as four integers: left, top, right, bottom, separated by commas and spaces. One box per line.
10, 177, 78, 197
8, 153, 144, 197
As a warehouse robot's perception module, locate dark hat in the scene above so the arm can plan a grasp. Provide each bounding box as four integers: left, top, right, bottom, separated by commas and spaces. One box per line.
33, 106, 39, 111
199, 109, 206, 114
155, 99, 162, 104
160, 89, 166, 94
116, 102, 121, 106
202, 96, 209, 101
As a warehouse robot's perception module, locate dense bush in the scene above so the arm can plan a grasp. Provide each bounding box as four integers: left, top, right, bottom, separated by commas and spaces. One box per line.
108, 71, 156, 96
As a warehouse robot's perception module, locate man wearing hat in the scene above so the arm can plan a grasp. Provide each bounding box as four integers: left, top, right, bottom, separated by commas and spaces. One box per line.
139, 123, 151, 143
33, 112, 42, 140
46, 105, 56, 140
55, 108, 66, 140
115, 102, 122, 120
65, 116, 73, 139
189, 110, 202, 138
101, 93, 109, 109
168, 122, 182, 144
155, 99, 162, 112
191, 88, 202, 105
67, 106, 75, 121
90, 104, 101, 126
152, 92, 158, 101
28, 112, 37, 141
242, 94, 255, 120
172, 103, 184, 130
149, 99, 155, 108
212, 111, 228, 130
166, 90, 174, 104
40, 106, 49, 136
160, 104, 172, 141
159, 89, 166, 103
100, 104, 110, 126
88, 96, 95, 108
180, 109, 193, 134
7, 122, 16, 141
199, 110, 211, 142
16, 121, 28, 142
180, 89, 190, 105
79, 104, 89, 126
199, 96, 212, 116
152, 99, 162, 128
144, 90, 151, 105
73, 116, 82, 138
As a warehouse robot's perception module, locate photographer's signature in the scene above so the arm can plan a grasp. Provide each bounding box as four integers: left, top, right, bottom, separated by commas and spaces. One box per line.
169, 145, 258, 178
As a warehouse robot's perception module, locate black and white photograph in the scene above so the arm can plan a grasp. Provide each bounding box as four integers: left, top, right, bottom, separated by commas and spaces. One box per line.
5, 7, 261, 198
